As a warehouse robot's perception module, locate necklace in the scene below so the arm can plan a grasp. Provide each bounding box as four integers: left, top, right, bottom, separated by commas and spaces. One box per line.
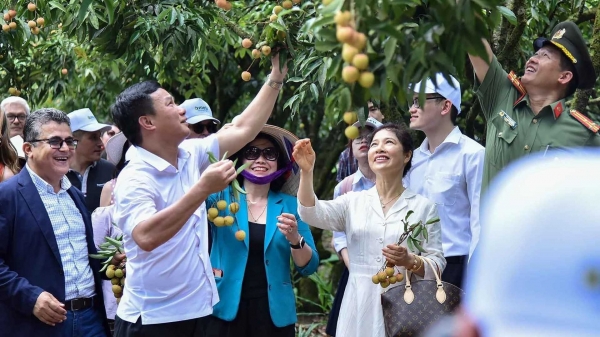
379, 191, 403, 209
247, 201, 267, 222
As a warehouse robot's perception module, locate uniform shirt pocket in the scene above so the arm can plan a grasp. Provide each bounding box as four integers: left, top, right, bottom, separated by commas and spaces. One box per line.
427, 172, 460, 206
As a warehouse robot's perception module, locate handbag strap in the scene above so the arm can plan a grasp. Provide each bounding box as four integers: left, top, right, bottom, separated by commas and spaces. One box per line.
403, 256, 447, 305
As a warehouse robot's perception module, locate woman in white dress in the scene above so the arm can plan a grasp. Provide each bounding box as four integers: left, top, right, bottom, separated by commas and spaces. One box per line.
293, 123, 446, 337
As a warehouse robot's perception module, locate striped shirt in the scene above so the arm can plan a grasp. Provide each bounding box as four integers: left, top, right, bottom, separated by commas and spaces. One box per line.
27, 165, 96, 300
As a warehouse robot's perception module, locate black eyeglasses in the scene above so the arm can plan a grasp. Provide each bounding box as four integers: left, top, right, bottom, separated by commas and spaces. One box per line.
7, 114, 27, 122
409, 96, 445, 109
243, 146, 279, 161
192, 123, 217, 134
29, 137, 78, 149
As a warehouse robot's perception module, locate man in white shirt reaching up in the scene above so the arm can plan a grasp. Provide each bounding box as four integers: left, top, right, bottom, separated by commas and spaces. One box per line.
110, 56, 287, 337
404, 73, 485, 289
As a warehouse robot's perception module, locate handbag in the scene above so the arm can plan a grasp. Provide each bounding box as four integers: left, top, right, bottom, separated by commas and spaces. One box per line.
381, 257, 464, 337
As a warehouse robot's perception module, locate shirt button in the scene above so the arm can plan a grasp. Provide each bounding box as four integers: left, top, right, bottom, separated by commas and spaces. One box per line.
378, 238, 383, 243
532, 119, 538, 124
376, 256, 381, 262
265, 260, 269, 266
524, 145, 530, 150
498, 132, 503, 137
268, 284, 272, 290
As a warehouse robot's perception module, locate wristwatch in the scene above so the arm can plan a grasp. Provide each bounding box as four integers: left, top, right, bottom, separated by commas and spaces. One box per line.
266, 75, 284, 90
290, 236, 305, 249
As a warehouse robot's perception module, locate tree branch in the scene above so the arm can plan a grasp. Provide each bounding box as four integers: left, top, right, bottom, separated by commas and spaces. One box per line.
217, 12, 252, 40
497, 0, 527, 71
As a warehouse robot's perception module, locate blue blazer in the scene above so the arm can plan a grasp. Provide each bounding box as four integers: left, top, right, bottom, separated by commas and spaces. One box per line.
208, 187, 319, 327
0, 168, 109, 337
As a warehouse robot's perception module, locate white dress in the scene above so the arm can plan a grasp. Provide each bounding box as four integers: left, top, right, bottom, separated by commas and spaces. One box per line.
298, 187, 446, 337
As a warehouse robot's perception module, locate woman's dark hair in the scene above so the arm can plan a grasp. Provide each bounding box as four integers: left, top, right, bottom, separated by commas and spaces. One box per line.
367, 123, 413, 177
232, 132, 289, 192
0, 112, 19, 175
112, 140, 132, 179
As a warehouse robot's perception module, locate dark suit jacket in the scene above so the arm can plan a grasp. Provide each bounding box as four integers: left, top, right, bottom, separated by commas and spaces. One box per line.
0, 168, 109, 337
67, 158, 115, 213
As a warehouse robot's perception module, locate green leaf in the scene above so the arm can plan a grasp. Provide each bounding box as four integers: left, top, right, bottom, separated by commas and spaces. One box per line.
425, 217, 440, 225
269, 22, 287, 31
310, 83, 319, 101
318, 61, 328, 88
339, 87, 352, 112
423, 227, 429, 242
413, 239, 427, 253
383, 37, 397, 66
208, 151, 218, 163
157, 7, 171, 21
407, 237, 416, 253
236, 162, 250, 174
315, 40, 339, 52
287, 77, 305, 82
404, 210, 414, 221
78, 0, 93, 22
497, 5, 517, 25
530, 7, 539, 21
321, 0, 345, 15
105, 0, 116, 25
221, 151, 228, 161
412, 224, 423, 238
49, 1, 67, 12
170, 8, 178, 25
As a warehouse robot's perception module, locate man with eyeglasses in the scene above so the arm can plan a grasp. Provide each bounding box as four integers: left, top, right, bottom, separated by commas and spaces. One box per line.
403, 73, 484, 288
0, 108, 112, 336
336, 100, 384, 182
181, 98, 221, 139
66, 108, 115, 213
1, 97, 30, 138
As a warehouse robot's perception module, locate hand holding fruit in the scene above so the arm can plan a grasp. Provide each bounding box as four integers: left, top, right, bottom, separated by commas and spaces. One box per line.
292, 139, 316, 172
197, 159, 238, 195
276, 213, 300, 244
111, 252, 126, 269
269, 53, 288, 82
382, 244, 413, 268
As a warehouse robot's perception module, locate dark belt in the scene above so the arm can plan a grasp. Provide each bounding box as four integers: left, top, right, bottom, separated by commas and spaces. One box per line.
445, 255, 467, 264
65, 297, 94, 311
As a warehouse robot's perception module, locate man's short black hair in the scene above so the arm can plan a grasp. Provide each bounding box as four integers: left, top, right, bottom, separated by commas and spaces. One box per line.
110, 81, 162, 146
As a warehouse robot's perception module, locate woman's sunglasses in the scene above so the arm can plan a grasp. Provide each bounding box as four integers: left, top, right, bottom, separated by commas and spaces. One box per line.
243, 146, 279, 161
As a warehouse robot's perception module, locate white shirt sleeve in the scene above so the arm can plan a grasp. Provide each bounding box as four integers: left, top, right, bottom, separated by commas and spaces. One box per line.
332, 180, 348, 253
113, 175, 159, 237
181, 134, 220, 173
466, 148, 485, 259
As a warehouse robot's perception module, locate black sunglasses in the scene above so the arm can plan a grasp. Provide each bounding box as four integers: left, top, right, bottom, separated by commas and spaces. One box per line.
191, 122, 217, 134
243, 146, 279, 161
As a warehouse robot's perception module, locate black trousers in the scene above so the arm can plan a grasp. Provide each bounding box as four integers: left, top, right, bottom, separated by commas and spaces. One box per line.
204, 296, 295, 337
441, 255, 467, 289
114, 315, 211, 337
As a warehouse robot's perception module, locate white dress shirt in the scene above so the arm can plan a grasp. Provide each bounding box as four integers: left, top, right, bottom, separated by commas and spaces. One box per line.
113, 136, 219, 325
404, 126, 485, 258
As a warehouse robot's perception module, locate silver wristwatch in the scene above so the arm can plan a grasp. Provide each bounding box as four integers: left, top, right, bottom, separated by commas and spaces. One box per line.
266, 75, 284, 90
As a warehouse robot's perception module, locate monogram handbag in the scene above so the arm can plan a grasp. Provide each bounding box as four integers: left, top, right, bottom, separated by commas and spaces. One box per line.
381, 257, 464, 337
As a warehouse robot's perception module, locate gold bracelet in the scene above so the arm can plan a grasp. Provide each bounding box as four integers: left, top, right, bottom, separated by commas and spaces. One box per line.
409, 255, 422, 272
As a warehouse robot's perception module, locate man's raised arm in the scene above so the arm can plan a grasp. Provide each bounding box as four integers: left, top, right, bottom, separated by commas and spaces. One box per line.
469, 39, 494, 84
216, 55, 288, 157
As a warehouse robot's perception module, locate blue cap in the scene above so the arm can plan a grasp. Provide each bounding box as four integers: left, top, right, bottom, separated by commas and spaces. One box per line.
180, 98, 220, 125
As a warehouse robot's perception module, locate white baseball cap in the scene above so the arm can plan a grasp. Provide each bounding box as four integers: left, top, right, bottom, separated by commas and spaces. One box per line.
67, 108, 111, 132
180, 98, 220, 125
465, 151, 600, 337
353, 117, 383, 129
411, 73, 462, 114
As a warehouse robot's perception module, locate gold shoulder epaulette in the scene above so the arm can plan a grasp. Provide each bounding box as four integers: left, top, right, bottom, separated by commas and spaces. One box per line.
570, 110, 600, 133
508, 71, 527, 106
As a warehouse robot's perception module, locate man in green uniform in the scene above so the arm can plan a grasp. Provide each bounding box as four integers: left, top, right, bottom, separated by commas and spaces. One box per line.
469, 21, 600, 193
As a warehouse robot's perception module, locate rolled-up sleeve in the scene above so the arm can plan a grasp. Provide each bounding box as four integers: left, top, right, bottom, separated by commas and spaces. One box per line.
298, 194, 349, 232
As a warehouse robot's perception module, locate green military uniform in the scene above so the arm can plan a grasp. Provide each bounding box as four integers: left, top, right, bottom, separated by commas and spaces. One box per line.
476, 21, 600, 193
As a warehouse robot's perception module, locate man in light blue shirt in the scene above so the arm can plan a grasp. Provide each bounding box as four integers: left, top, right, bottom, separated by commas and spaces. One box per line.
404, 74, 485, 288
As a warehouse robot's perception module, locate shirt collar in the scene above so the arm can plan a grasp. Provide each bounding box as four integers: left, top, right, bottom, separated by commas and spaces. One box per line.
353, 168, 373, 185
26, 163, 71, 194
68, 160, 98, 174
419, 126, 461, 154
515, 96, 567, 120
133, 145, 191, 173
